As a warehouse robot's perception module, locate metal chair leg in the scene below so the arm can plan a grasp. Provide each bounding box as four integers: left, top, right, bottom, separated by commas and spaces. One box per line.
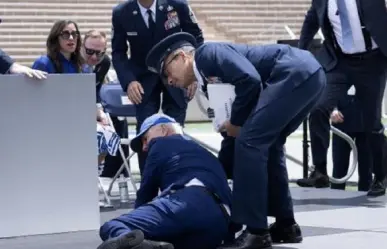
125, 152, 138, 193
107, 145, 129, 196
98, 177, 113, 207
107, 146, 137, 196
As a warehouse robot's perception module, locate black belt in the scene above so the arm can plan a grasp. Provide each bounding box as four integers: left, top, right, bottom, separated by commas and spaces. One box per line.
338, 49, 381, 60
168, 185, 230, 220
201, 187, 230, 220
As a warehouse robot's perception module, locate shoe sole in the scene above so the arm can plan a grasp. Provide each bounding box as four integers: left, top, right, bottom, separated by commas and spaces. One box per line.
98, 230, 145, 249
367, 191, 386, 197
133, 243, 174, 249
315, 184, 330, 189
296, 182, 314, 188
297, 179, 330, 188
272, 236, 303, 244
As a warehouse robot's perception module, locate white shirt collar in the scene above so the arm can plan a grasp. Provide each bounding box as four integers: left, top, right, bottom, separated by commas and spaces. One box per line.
137, 0, 157, 18
192, 59, 205, 90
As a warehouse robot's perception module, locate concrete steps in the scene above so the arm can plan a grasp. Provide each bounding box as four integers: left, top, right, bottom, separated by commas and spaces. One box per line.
0, 0, 313, 65
191, 0, 310, 44
0, 0, 231, 65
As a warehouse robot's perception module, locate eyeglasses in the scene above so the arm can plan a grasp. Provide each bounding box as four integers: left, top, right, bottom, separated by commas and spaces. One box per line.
60, 30, 80, 40
163, 53, 179, 78
84, 47, 105, 57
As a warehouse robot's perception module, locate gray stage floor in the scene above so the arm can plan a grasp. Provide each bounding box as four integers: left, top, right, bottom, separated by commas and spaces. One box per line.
1, 187, 386, 249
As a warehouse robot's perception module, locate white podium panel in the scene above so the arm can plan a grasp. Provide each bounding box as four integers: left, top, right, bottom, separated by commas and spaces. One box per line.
0, 74, 100, 238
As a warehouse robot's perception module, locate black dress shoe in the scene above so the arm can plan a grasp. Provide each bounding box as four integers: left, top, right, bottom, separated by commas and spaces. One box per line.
269, 223, 302, 243
97, 230, 144, 249
218, 230, 272, 249
367, 179, 386, 197
296, 170, 330, 188
224, 223, 244, 244
97, 230, 174, 249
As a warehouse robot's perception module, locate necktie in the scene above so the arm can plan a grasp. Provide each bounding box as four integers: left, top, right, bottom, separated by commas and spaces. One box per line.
336, 0, 354, 51
147, 9, 155, 34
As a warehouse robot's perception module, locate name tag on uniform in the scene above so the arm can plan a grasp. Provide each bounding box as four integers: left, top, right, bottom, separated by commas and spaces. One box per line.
164, 11, 180, 30
126, 32, 138, 36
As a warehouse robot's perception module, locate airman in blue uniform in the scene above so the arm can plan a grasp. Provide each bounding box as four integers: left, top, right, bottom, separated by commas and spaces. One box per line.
145, 32, 327, 249
111, 0, 204, 173
0, 49, 14, 74
98, 113, 232, 249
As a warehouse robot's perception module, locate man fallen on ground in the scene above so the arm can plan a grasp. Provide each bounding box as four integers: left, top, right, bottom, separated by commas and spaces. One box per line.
97, 113, 232, 249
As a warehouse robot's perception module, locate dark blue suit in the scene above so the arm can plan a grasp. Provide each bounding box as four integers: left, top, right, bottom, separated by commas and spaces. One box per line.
111, 0, 204, 172
0, 49, 14, 74
100, 135, 231, 249
299, 0, 387, 182
194, 42, 326, 229
331, 94, 372, 191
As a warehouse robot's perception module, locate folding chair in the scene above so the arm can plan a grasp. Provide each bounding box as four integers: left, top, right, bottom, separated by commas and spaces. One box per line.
98, 177, 113, 207
99, 81, 138, 198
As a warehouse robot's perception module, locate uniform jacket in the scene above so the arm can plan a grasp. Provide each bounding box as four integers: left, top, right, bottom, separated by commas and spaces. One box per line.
135, 134, 232, 209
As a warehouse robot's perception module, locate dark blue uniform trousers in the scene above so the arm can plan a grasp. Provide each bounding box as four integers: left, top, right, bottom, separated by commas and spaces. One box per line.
331, 132, 372, 191
218, 132, 235, 179
231, 69, 326, 229
135, 75, 187, 173
100, 187, 228, 249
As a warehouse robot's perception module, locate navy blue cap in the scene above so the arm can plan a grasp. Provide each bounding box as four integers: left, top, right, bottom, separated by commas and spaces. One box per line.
146, 32, 197, 75
130, 113, 177, 152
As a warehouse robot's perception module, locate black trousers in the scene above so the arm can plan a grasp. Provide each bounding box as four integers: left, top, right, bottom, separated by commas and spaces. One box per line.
370, 132, 387, 181
331, 132, 372, 191
309, 50, 387, 180
99, 116, 129, 178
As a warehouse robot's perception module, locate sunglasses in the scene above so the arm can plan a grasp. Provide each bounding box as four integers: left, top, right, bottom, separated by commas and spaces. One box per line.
60, 30, 80, 40
84, 47, 105, 57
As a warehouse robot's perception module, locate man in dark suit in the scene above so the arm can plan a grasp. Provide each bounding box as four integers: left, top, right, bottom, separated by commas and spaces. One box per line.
145, 32, 327, 249
98, 113, 231, 249
296, 0, 387, 196
111, 0, 204, 173
0, 49, 46, 78
330, 90, 372, 191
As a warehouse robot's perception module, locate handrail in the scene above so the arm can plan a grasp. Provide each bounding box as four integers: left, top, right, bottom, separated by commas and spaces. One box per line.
329, 127, 358, 184
253, 23, 289, 37
284, 25, 296, 39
